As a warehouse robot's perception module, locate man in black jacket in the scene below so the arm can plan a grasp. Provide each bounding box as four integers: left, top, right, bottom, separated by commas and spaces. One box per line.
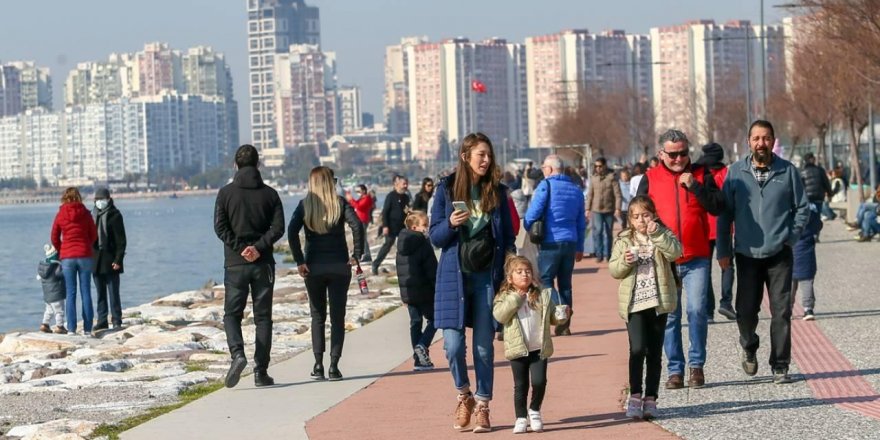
800, 153, 832, 211
214, 145, 285, 388
92, 187, 127, 332
371, 175, 410, 275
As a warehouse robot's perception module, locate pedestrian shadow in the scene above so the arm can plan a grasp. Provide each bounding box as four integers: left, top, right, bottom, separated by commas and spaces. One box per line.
545, 411, 635, 431
660, 394, 880, 419
495, 353, 605, 368
567, 328, 626, 337
812, 309, 880, 320
572, 267, 599, 275
800, 367, 880, 380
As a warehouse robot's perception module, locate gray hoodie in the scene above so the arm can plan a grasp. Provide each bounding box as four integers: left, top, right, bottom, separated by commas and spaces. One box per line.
716, 154, 810, 260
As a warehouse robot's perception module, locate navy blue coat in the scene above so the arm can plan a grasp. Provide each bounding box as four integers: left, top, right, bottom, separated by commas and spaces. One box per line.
430, 174, 516, 330
792, 209, 822, 280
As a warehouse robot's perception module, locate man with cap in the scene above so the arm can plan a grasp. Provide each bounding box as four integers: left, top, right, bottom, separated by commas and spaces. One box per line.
695, 143, 736, 322
92, 187, 127, 332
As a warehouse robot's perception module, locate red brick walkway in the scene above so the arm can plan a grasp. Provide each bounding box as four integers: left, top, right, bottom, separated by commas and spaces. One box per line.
306, 259, 677, 439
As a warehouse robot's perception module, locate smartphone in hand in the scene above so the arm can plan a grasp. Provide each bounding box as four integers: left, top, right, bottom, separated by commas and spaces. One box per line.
452, 201, 469, 213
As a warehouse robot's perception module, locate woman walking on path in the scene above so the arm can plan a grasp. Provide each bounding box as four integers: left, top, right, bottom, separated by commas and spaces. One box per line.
609, 196, 682, 421
430, 133, 516, 433
412, 177, 435, 213
346, 184, 375, 262
289, 167, 364, 381
50, 187, 98, 335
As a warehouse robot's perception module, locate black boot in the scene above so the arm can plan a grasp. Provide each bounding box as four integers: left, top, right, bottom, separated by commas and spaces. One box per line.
328, 356, 342, 381
254, 369, 275, 387
311, 353, 326, 381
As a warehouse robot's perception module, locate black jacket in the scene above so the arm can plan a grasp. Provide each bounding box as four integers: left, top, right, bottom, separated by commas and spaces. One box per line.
395, 229, 437, 304
288, 196, 364, 265
38, 260, 65, 303
214, 166, 285, 268
800, 163, 832, 203
382, 191, 410, 236
93, 200, 127, 274
411, 191, 431, 212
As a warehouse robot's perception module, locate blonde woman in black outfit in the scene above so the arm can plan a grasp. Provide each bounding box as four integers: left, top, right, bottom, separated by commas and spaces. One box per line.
288, 167, 364, 381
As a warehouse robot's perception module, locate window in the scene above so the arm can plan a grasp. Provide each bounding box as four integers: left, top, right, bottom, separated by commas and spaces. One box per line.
263, 72, 272, 82
250, 56, 260, 67
251, 85, 260, 95
249, 38, 259, 50
249, 21, 258, 33
253, 114, 261, 124
251, 73, 260, 84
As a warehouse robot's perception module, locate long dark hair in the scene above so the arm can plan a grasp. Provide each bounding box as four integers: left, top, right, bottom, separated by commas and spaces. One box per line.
453, 133, 502, 213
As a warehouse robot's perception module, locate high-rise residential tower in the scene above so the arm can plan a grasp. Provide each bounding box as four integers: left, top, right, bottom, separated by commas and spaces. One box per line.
650, 20, 785, 144
384, 36, 427, 136
246, 0, 320, 150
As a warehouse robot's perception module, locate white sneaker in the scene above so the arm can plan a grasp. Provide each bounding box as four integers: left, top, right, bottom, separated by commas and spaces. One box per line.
625, 396, 643, 419
527, 409, 544, 432
512, 418, 528, 434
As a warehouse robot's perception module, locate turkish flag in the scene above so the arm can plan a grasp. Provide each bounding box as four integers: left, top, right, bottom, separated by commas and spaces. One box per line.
471, 79, 487, 93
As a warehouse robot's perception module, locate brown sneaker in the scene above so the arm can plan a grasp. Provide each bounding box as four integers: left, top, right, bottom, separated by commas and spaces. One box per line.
688, 367, 705, 388
53, 326, 67, 334
453, 393, 476, 430
665, 374, 684, 390
39, 324, 52, 333
472, 403, 491, 433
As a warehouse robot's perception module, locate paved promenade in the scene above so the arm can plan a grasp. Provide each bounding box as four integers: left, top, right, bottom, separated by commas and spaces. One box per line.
122, 220, 880, 439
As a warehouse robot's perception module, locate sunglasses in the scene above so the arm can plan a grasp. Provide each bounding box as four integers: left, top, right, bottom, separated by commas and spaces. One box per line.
663, 150, 688, 159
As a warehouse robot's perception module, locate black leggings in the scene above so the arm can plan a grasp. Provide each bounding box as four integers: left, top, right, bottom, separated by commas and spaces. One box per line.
305, 269, 352, 358
510, 350, 548, 418
626, 309, 667, 398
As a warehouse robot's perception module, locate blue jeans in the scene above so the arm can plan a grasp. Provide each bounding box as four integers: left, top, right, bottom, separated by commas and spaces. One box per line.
591, 212, 614, 259
443, 271, 495, 401
664, 258, 709, 376
861, 205, 880, 236
538, 241, 576, 307
62, 257, 94, 333
408, 303, 437, 350
820, 201, 836, 220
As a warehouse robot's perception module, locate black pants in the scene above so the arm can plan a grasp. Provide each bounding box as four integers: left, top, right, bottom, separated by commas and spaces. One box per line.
94, 271, 122, 327
371, 234, 397, 272
707, 240, 735, 315
305, 265, 352, 358
735, 247, 793, 369
510, 350, 548, 418
224, 263, 275, 371
626, 309, 667, 398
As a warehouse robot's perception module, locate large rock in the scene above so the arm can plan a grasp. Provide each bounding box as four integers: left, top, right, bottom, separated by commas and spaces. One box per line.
151, 289, 214, 307
6, 418, 98, 439
0, 333, 78, 355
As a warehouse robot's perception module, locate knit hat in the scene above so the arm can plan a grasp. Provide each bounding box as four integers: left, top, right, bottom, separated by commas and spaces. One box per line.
696, 143, 724, 166
95, 187, 111, 200
44, 244, 58, 260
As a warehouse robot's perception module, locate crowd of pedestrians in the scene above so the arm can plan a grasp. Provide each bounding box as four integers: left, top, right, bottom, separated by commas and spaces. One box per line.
41, 116, 861, 433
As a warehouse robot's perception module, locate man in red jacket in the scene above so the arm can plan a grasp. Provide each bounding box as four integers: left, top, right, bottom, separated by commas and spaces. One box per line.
636, 129, 724, 390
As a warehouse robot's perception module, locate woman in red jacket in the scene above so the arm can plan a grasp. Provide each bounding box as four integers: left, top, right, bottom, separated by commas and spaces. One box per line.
51, 187, 98, 335
347, 184, 375, 262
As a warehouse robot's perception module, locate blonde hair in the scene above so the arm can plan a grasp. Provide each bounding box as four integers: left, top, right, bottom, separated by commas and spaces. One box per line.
304, 166, 341, 234
498, 254, 542, 309
61, 187, 82, 204
405, 211, 428, 230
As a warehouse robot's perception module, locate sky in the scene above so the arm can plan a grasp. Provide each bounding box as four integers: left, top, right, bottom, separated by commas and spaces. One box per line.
1, 0, 792, 141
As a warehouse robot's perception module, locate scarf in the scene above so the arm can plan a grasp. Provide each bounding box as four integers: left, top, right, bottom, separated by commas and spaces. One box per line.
93, 204, 111, 250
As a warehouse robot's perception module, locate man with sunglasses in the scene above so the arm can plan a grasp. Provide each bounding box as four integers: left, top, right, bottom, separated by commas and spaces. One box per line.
635, 129, 725, 390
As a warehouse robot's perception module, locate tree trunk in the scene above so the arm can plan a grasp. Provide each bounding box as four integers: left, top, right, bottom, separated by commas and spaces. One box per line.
849, 117, 866, 202
816, 127, 828, 169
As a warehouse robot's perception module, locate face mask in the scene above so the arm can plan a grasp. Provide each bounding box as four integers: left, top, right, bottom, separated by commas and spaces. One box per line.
96, 200, 109, 210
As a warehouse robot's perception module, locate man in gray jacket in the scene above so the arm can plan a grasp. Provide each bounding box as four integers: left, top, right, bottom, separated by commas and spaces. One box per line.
716, 120, 809, 385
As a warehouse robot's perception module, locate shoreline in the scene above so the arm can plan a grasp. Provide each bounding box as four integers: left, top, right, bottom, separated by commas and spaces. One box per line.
0, 189, 219, 206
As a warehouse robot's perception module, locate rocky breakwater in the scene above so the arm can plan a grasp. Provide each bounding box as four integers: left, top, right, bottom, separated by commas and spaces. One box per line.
0, 264, 402, 439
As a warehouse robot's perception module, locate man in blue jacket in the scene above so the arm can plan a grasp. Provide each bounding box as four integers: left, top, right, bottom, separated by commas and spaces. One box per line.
524, 154, 586, 336
716, 120, 809, 385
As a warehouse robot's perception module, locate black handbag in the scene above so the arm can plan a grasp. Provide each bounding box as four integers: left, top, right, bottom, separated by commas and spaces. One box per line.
460, 223, 495, 273
528, 181, 552, 244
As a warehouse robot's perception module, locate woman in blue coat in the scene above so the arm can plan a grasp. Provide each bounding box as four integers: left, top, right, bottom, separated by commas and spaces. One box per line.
430, 133, 515, 433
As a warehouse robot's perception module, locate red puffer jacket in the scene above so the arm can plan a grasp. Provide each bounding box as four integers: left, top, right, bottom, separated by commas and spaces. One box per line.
51, 202, 97, 259
706, 166, 727, 241
349, 194, 375, 224
645, 165, 711, 264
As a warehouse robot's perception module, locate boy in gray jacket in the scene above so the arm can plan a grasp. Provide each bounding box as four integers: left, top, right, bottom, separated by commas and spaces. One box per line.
716, 120, 809, 385
37, 244, 66, 334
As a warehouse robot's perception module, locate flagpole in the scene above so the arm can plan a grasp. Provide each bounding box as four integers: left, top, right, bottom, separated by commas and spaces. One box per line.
470, 84, 476, 134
